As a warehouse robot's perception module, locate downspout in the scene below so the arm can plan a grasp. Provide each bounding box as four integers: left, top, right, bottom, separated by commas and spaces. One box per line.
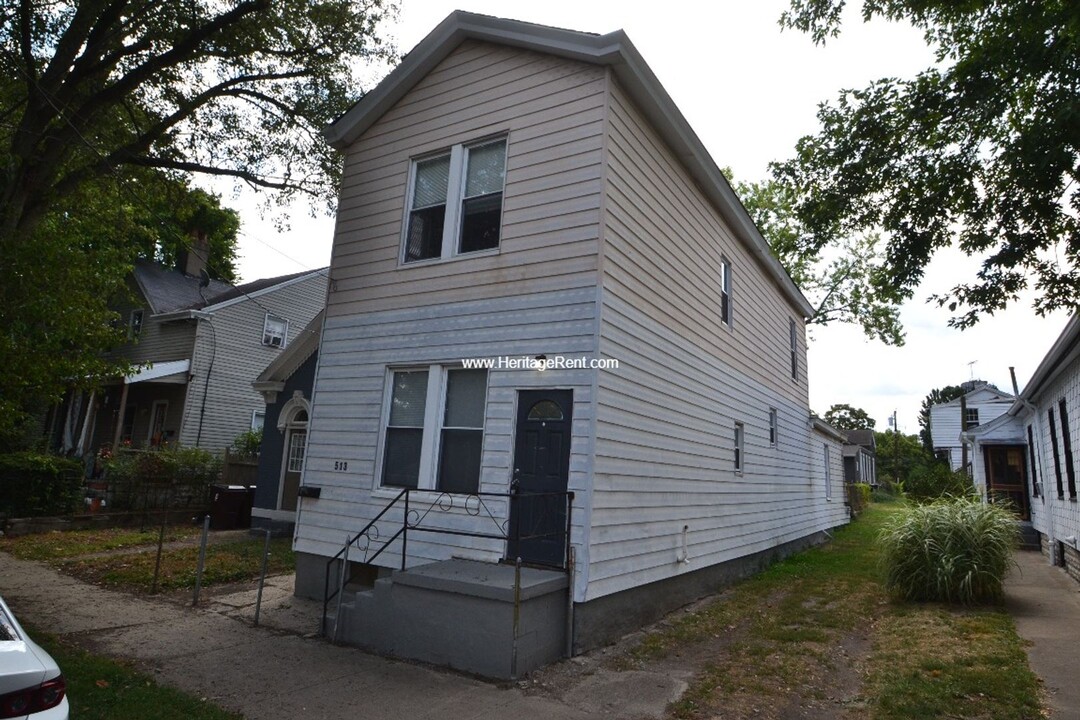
194, 317, 216, 448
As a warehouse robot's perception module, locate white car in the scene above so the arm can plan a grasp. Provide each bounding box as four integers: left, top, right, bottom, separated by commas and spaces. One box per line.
0, 597, 68, 719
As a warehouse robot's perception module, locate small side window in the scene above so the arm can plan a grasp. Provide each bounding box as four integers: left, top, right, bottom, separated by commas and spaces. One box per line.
769, 408, 778, 446
720, 257, 732, 326
789, 319, 798, 382
734, 422, 744, 473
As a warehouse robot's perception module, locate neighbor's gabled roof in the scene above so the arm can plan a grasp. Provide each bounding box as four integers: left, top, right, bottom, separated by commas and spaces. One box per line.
324, 11, 814, 318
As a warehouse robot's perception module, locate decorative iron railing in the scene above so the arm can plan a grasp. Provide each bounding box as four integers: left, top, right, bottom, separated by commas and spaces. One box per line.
320, 487, 574, 638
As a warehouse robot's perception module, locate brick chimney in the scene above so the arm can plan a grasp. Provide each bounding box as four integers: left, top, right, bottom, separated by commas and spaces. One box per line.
177, 230, 209, 277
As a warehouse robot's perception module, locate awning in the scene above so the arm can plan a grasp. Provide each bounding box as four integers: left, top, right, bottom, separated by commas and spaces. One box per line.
126, 359, 191, 384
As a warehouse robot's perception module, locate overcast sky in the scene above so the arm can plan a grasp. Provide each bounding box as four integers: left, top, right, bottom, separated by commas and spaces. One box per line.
209, 0, 1072, 433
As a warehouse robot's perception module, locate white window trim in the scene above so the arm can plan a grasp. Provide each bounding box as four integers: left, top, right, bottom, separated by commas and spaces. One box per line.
374, 364, 489, 493
263, 313, 289, 349
399, 136, 508, 267
734, 421, 744, 474
250, 409, 265, 432
824, 443, 833, 500
720, 257, 733, 328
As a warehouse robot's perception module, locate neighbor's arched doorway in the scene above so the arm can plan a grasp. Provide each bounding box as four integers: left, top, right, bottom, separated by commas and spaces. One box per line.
277, 392, 310, 512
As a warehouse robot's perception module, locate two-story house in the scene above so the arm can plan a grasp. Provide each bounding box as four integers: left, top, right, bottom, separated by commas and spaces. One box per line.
52, 242, 327, 457
291, 12, 849, 678
930, 381, 1016, 472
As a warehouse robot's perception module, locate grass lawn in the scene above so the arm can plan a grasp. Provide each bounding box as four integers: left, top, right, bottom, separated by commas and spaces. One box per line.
624, 503, 1042, 720
0, 526, 201, 561
64, 537, 295, 592
29, 627, 240, 720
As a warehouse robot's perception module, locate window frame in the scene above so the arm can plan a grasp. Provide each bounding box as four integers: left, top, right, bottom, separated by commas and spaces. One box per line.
400, 136, 508, 267
789, 318, 798, 382
250, 410, 265, 432
1049, 407, 1064, 499
964, 408, 980, 429
768, 408, 778, 447
262, 313, 289, 349
1027, 424, 1040, 498
824, 443, 833, 500
128, 309, 143, 340
376, 364, 489, 493
719, 256, 732, 327
734, 422, 744, 474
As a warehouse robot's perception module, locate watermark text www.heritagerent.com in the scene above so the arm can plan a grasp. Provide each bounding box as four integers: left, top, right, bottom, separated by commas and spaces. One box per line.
460, 355, 620, 371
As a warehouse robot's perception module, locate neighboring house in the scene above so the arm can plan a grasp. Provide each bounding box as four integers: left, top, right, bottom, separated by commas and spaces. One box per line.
962, 315, 1080, 578
842, 429, 877, 487
50, 242, 327, 457
292, 12, 850, 678
251, 311, 322, 535
929, 381, 1015, 471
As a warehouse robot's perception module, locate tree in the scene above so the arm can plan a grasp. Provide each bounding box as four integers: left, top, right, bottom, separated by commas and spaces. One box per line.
0, 1, 394, 446
874, 430, 932, 489
824, 403, 876, 430
736, 175, 904, 344
917, 385, 965, 453
0, 170, 240, 449
774, 1, 1079, 328
0, 1, 396, 243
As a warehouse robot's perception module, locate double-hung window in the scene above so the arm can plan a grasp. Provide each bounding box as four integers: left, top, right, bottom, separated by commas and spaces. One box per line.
381, 367, 488, 493
824, 443, 832, 500
1060, 399, 1076, 499
964, 408, 980, 429
768, 408, 778, 446
404, 138, 507, 263
1027, 424, 1040, 498
128, 309, 143, 340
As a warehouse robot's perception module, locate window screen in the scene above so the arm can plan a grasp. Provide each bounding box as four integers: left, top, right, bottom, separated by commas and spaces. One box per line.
383, 370, 429, 488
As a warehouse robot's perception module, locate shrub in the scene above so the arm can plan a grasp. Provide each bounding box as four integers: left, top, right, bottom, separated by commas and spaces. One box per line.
903, 462, 974, 503
104, 446, 221, 510
871, 487, 900, 504
879, 496, 1018, 603
0, 452, 84, 517
230, 428, 262, 457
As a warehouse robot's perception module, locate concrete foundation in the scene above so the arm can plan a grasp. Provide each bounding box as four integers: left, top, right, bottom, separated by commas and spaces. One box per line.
573, 529, 833, 653
329, 559, 568, 679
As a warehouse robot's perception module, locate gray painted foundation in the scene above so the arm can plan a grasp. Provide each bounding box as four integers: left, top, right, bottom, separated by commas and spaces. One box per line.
573, 529, 834, 653
328, 559, 568, 679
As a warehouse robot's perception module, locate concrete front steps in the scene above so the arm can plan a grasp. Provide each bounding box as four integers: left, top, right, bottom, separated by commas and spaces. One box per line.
1019, 521, 1040, 551
325, 559, 569, 679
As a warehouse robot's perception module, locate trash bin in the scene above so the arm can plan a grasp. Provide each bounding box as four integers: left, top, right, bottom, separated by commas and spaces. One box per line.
208, 484, 255, 530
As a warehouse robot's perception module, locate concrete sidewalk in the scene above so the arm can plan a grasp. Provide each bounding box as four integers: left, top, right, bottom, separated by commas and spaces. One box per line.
0, 553, 681, 720
1005, 549, 1080, 717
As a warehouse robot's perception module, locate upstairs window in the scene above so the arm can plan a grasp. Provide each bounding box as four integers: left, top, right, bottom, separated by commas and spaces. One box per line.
789, 319, 798, 382
720, 257, 732, 326
964, 408, 980, 429
263, 314, 288, 348
1049, 408, 1064, 499
128, 309, 143, 340
769, 408, 778, 446
403, 138, 507, 263
824, 443, 832, 500
734, 422, 744, 473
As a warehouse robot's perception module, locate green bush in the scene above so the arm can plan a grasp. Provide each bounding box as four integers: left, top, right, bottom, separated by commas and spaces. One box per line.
0, 452, 84, 517
104, 446, 220, 510
230, 428, 262, 457
853, 482, 871, 506
879, 496, 1018, 603
871, 487, 901, 504
903, 462, 974, 503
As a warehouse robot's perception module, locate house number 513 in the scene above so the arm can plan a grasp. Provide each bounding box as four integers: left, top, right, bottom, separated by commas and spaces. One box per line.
333, 460, 349, 472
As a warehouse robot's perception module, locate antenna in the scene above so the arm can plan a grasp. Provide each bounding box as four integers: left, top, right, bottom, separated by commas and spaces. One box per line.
967, 360, 977, 381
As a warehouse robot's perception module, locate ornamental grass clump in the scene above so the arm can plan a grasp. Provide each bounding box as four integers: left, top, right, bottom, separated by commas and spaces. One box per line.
879, 496, 1018, 604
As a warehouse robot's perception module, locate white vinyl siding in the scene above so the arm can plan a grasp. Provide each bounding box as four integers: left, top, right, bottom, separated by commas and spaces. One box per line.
589, 77, 843, 601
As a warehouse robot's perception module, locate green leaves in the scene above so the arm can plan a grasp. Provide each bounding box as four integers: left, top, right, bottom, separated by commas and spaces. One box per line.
777, 0, 1080, 328
824, 403, 876, 430
734, 173, 905, 345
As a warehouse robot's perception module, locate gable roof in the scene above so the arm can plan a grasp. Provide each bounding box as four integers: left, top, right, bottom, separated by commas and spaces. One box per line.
135, 261, 327, 316
843, 429, 876, 450
324, 11, 814, 318
935, 384, 1014, 407
1014, 313, 1080, 408
133, 260, 233, 314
